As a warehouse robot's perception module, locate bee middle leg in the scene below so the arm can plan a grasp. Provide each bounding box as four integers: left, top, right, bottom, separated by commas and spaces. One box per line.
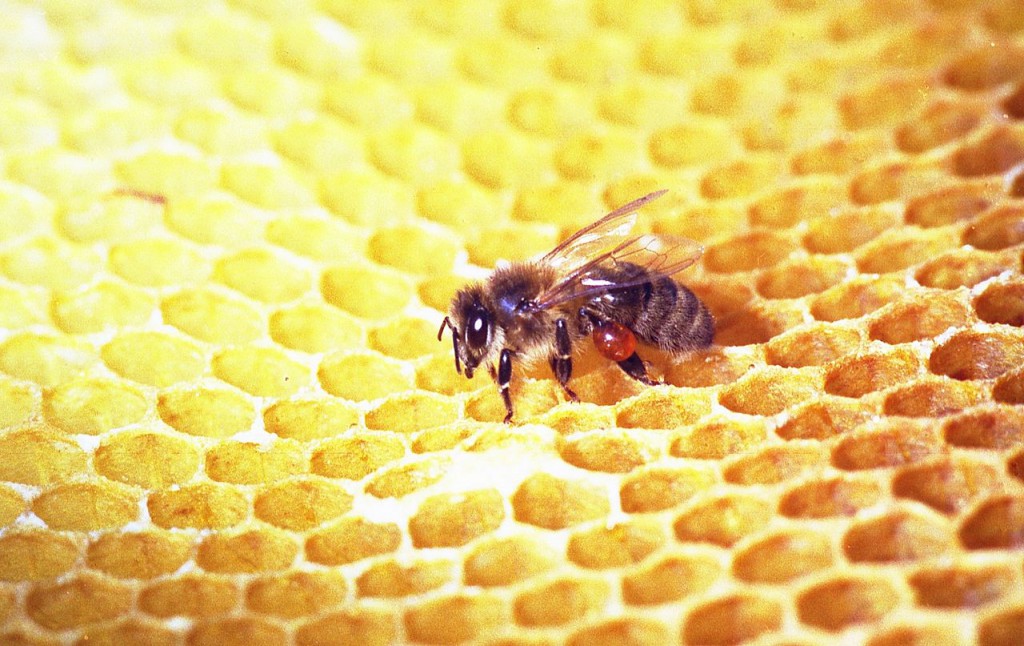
497, 348, 515, 423
549, 318, 579, 402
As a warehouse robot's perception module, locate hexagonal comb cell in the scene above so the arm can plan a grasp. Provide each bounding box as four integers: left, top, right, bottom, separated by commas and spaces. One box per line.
882, 377, 987, 418
791, 133, 888, 176
409, 489, 505, 548
840, 74, 933, 130
755, 256, 848, 300
994, 369, 1024, 405
776, 398, 875, 441
904, 181, 996, 228
844, 509, 953, 563
866, 624, 965, 646
305, 517, 402, 566
559, 430, 656, 474
943, 406, 1024, 449
511, 473, 609, 530
779, 476, 882, 519
962, 204, 1024, 250
811, 275, 904, 322
943, 44, 1024, 90
622, 552, 720, 605
567, 617, 670, 646
6, 2, 1024, 644
566, 520, 665, 570
731, 530, 834, 584
855, 227, 958, 274
796, 576, 901, 631
718, 367, 821, 416
832, 420, 940, 470
824, 347, 920, 398
713, 299, 805, 347
747, 179, 847, 229
248, 570, 348, 617
26, 573, 133, 632
0, 530, 79, 581
464, 536, 558, 587
895, 100, 984, 153
930, 330, 1024, 380
254, 478, 352, 532
356, 559, 450, 599
766, 323, 861, 367
88, 531, 189, 581
915, 247, 1014, 291
803, 204, 900, 255
669, 416, 768, 459
892, 457, 1004, 514
868, 293, 971, 344
974, 280, 1024, 325
704, 231, 798, 274
723, 444, 827, 485
514, 577, 610, 626
673, 494, 773, 547
979, 606, 1024, 646
137, 573, 237, 620
196, 528, 298, 574
952, 126, 1024, 178
908, 563, 1018, 609
682, 594, 784, 645
403, 593, 506, 644
959, 496, 1024, 550
619, 466, 716, 514
44, 377, 147, 436
33, 481, 139, 531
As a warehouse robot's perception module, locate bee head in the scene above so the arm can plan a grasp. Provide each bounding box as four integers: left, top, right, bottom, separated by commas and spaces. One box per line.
438, 288, 498, 379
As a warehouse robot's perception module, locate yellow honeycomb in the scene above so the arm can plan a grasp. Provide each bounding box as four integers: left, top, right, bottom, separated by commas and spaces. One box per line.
1, 0, 1023, 644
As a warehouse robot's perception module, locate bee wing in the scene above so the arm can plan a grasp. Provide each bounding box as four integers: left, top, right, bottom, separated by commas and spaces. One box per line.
540, 190, 667, 275
535, 232, 704, 310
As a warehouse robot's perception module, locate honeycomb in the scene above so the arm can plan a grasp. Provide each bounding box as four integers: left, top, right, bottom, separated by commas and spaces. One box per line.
1, 0, 1023, 644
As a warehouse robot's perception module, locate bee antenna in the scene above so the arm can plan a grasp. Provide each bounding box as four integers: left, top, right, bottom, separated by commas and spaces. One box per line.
438, 317, 463, 375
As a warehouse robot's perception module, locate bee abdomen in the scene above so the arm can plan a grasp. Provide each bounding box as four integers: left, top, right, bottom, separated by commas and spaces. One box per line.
633, 277, 714, 352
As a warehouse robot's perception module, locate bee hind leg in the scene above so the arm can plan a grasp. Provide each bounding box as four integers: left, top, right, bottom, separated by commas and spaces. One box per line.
550, 318, 579, 402
617, 352, 660, 386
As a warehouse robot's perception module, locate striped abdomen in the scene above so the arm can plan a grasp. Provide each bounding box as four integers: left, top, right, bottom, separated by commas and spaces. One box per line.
583, 265, 714, 353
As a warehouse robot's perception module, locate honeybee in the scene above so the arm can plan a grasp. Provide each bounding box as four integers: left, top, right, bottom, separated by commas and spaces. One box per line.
438, 190, 714, 423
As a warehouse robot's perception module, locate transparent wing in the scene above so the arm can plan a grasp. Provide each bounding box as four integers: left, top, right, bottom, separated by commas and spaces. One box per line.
535, 232, 704, 310
540, 190, 667, 275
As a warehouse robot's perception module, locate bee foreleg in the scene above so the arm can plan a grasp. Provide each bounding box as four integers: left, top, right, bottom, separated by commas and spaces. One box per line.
498, 348, 515, 424
617, 352, 660, 386
549, 318, 579, 402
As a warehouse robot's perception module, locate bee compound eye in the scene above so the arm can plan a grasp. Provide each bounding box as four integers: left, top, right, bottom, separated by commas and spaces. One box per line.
465, 310, 490, 350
